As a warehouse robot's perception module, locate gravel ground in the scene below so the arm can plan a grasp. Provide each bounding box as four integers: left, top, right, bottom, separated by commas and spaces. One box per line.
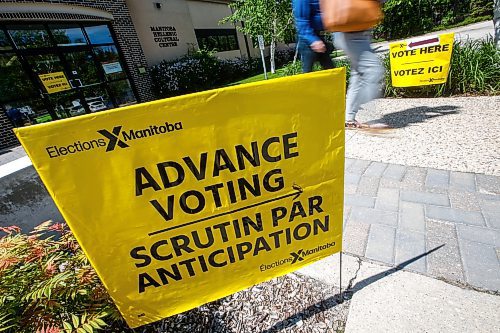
346, 96, 500, 176
139, 273, 349, 333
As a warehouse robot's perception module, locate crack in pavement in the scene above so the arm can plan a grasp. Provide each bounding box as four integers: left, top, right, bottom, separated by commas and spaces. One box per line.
346, 256, 363, 290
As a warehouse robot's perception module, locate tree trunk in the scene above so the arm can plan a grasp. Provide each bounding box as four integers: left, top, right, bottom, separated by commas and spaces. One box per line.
270, 17, 277, 74
270, 38, 276, 74
293, 42, 299, 64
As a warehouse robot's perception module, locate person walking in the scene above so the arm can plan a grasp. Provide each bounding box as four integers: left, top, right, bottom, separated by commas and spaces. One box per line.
333, 4, 385, 128
293, 0, 334, 73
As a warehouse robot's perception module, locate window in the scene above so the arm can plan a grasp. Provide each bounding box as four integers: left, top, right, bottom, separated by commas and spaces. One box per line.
50, 25, 87, 46
195, 29, 239, 52
83, 85, 112, 112
25, 54, 65, 75
4, 98, 49, 126
0, 54, 36, 102
84, 25, 113, 45
93, 45, 126, 81
47, 90, 83, 119
8, 25, 52, 49
109, 80, 135, 106
0, 30, 12, 50
63, 51, 100, 86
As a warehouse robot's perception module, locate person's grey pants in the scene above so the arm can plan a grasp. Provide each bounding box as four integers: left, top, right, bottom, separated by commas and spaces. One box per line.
334, 31, 384, 122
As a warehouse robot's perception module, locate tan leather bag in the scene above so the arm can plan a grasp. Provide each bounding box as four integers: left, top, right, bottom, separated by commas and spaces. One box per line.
320, 0, 383, 32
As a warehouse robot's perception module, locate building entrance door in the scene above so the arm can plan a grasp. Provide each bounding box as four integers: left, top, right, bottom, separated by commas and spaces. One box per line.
0, 23, 137, 128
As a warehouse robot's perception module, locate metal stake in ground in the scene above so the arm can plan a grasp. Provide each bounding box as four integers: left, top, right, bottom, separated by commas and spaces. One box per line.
339, 251, 343, 303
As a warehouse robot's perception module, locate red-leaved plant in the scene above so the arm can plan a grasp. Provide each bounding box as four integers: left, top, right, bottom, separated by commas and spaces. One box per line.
0, 222, 123, 332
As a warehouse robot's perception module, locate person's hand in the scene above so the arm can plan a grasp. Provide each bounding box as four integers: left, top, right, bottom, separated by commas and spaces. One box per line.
310, 40, 326, 53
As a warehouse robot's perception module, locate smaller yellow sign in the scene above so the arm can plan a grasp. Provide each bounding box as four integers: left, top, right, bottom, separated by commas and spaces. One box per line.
390, 33, 454, 87
39, 72, 71, 94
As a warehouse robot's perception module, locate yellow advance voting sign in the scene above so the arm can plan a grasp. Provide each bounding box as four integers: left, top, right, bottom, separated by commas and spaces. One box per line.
15, 69, 345, 328
390, 32, 454, 87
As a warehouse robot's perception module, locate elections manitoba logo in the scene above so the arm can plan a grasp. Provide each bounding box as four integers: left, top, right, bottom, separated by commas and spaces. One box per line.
45, 121, 183, 158
260, 242, 336, 272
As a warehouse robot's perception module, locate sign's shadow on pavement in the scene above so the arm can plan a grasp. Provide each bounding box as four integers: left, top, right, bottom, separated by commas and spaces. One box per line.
368, 105, 459, 128
262, 245, 445, 333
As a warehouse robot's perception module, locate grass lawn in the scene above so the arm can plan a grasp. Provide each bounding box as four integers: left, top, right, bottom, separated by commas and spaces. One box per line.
230, 50, 345, 86
229, 69, 286, 86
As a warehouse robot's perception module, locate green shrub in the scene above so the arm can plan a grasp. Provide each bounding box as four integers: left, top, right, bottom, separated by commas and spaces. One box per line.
385, 38, 500, 97
0, 223, 228, 333
0, 223, 120, 333
279, 61, 302, 77
151, 49, 261, 98
151, 47, 298, 99
375, 0, 493, 41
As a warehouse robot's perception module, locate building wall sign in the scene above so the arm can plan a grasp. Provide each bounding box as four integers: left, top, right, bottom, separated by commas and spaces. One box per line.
150, 26, 179, 48
38, 72, 71, 94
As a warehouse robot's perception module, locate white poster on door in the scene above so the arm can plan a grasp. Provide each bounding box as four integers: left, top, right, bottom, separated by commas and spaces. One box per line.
102, 62, 123, 74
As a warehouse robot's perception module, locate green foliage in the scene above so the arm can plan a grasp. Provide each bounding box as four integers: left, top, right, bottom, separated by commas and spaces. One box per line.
151, 48, 295, 98
385, 38, 500, 97
0, 223, 120, 333
151, 49, 261, 98
280, 61, 302, 77
470, 0, 493, 17
221, 0, 294, 45
221, 0, 295, 72
375, 0, 493, 40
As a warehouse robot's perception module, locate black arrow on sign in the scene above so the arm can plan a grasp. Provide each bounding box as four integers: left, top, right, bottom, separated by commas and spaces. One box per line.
148, 184, 304, 236
408, 37, 439, 48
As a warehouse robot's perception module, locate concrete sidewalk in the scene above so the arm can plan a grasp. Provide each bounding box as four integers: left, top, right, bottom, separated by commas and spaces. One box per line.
328, 94, 499, 332
343, 157, 499, 292
298, 253, 500, 332
341, 96, 500, 293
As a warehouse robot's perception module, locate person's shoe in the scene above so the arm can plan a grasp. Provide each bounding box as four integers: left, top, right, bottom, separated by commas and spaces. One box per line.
345, 120, 390, 129
345, 120, 369, 129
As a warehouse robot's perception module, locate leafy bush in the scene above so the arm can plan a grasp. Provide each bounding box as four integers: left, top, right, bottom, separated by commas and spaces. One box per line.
385, 38, 500, 97
375, 0, 493, 40
279, 61, 302, 77
0, 223, 120, 333
151, 49, 261, 98
0, 223, 231, 333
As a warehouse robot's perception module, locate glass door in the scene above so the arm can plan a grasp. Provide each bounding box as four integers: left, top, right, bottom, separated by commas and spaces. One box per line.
24, 52, 84, 119
62, 50, 113, 113
1, 23, 138, 128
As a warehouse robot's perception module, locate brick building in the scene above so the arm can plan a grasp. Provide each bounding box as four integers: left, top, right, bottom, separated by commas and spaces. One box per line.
0, 0, 252, 150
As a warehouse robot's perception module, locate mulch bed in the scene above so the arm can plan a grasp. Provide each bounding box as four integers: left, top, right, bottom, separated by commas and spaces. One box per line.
139, 273, 349, 333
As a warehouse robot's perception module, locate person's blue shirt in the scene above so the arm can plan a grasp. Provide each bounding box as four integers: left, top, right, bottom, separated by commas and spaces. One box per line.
293, 0, 324, 46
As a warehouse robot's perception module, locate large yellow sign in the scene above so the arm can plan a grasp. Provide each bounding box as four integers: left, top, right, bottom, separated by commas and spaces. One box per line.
39, 71, 71, 94
15, 69, 345, 328
390, 33, 454, 87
